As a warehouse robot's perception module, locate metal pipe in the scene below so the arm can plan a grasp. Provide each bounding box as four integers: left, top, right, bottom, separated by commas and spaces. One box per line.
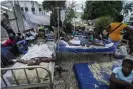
24, 69, 30, 84
35, 68, 40, 83
13, 4, 20, 32
57, 7, 60, 52
9, 1, 20, 32
1, 75, 8, 87
11, 70, 19, 85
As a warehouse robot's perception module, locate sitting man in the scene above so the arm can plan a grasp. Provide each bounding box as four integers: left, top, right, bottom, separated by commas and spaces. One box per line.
3, 34, 19, 56
109, 59, 133, 89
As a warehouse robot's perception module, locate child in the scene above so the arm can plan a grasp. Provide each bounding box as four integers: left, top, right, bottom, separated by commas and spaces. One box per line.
109, 59, 133, 89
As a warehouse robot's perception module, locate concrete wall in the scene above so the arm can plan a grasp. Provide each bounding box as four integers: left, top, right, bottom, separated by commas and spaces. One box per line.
17, 1, 46, 16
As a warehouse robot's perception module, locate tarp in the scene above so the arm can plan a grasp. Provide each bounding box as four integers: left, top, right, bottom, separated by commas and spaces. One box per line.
23, 12, 50, 30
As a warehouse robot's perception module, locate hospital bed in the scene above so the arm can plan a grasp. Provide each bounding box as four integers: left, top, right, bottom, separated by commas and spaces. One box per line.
1, 44, 55, 89
56, 40, 115, 61
1, 62, 55, 89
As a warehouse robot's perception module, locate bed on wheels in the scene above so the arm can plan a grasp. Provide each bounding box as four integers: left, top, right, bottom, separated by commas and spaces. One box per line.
56, 40, 115, 61
1, 44, 55, 89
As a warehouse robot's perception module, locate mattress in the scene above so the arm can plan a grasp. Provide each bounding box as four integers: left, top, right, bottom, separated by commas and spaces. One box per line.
73, 60, 122, 89
56, 43, 115, 53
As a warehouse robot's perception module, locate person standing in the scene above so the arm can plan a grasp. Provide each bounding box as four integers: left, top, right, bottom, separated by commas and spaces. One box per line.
103, 15, 133, 52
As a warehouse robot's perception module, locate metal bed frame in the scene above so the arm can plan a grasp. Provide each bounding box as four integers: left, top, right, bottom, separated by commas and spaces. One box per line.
56, 51, 113, 61
1, 66, 53, 89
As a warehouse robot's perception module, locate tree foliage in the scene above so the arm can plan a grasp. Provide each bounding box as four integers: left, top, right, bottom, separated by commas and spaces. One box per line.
65, 1, 76, 22
42, 1, 66, 27
42, 1, 66, 11
63, 1, 77, 34
122, 2, 133, 16
95, 16, 113, 34
82, 1, 123, 20
65, 7, 76, 22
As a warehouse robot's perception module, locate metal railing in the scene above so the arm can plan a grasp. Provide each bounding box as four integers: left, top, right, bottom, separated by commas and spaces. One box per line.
1, 66, 53, 89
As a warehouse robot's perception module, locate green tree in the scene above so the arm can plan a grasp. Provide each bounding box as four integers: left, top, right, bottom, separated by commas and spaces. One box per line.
95, 16, 113, 34
63, 1, 77, 34
42, 1, 66, 27
82, 1, 123, 20
122, 2, 133, 16
65, 7, 76, 22
65, 1, 77, 22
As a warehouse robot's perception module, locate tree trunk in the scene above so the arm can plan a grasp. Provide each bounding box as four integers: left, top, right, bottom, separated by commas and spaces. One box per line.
50, 8, 62, 27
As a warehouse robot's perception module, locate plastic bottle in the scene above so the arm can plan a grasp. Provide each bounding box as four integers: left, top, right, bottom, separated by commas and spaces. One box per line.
90, 34, 94, 41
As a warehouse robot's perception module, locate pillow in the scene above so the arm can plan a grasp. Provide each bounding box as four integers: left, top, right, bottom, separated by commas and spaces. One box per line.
12, 62, 49, 84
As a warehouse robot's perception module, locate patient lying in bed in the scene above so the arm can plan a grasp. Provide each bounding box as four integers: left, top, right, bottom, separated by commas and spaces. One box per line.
16, 57, 56, 66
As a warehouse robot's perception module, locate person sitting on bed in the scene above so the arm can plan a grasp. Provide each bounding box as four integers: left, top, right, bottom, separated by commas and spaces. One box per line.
3, 34, 19, 56
109, 59, 133, 89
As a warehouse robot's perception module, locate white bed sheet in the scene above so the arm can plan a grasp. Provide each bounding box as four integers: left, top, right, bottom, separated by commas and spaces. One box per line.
69, 40, 80, 45
21, 44, 53, 60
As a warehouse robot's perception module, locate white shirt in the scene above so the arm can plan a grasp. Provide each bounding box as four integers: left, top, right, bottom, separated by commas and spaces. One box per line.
113, 67, 133, 83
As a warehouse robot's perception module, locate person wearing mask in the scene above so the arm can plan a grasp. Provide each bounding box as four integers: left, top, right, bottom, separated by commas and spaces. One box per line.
103, 15, 133, 52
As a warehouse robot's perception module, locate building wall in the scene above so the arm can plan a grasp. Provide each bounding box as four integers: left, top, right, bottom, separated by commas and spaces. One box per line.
17, 1, 46, 16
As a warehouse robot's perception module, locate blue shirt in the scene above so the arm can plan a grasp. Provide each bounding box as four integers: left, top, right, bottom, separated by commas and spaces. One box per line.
113, 67, 133, 83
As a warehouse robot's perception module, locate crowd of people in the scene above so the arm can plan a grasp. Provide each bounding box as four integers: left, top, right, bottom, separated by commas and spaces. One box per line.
1, 12, 133, 89
70, 15, 133, 56
2, 28, 38, 56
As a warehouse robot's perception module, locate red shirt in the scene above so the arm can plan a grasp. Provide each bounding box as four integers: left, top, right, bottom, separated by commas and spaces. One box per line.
3, 39, 16, 46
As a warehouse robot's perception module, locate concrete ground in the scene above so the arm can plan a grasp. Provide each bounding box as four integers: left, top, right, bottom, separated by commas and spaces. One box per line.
3, 38, 132, 89
43, 39, 133, 89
